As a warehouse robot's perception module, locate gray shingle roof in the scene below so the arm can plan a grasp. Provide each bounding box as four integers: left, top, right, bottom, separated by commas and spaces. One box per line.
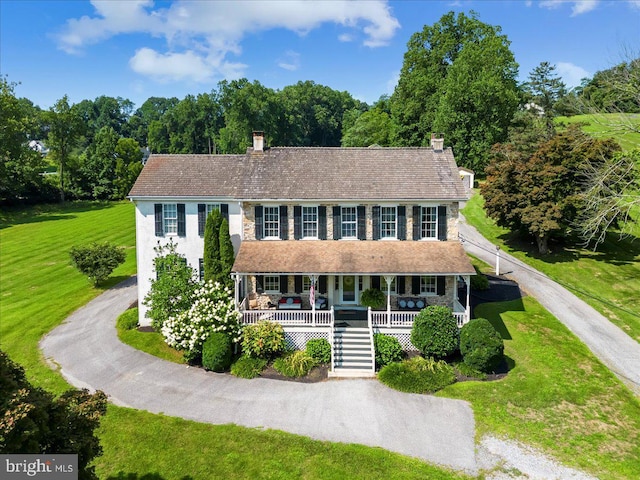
129, 147, 467, 200
232, 240, 475, 275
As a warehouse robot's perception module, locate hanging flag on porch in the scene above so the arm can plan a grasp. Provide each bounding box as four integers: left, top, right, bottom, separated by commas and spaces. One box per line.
310, 282, 315, 308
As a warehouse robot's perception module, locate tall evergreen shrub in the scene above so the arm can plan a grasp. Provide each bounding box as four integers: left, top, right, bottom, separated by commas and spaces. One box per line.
203, 209, 222, 283
219, 218, 235, 288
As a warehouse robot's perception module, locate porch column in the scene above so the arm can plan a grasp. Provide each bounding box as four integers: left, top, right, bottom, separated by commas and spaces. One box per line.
384, 275, 394, 327
233, 273, 240, 309
465, 275, 471, 323
310, 274, 317, 326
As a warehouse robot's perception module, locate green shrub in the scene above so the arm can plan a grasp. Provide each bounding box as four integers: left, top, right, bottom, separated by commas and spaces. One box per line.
241, 320, 285, 359
69, 241, 126, 285
454, 360, 488, 380
305, 338, 331, 364
117, 308, 139, 330
273, 350, 318, 378
460, 318, 504, 373
410, 306, 460, 358
202, 332, 233, 372
378, 356, 456, 394
373, 334, 403, 369
360, 288, 385, 309
470, 266, 490, 290
231, 355, 267, 379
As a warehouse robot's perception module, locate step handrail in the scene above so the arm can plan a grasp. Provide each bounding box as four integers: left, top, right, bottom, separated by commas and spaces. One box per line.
329, 306, 335, 374
367, 307, 375, 374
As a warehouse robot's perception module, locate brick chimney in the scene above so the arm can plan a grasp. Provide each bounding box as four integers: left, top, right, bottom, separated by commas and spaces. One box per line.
430, 133, 444, 151
252, 131, 264, 152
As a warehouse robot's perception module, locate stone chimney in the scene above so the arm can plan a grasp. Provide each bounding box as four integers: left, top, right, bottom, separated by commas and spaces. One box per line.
252, 131, 264, 152
430, 133, 444, 151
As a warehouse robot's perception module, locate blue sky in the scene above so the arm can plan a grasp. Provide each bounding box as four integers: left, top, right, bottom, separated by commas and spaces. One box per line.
1, 0, 639, 110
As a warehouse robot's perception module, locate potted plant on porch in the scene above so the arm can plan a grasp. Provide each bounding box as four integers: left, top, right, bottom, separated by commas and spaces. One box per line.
360, 288, 385, 310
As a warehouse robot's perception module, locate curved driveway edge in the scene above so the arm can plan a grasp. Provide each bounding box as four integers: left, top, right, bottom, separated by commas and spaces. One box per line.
40, 276, 477, 474
459, 217, 640, 396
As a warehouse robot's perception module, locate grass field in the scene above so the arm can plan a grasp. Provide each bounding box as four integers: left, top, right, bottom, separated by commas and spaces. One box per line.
462, 193, 640, 343
0, 202, 467, 480
556, 113, 640, 151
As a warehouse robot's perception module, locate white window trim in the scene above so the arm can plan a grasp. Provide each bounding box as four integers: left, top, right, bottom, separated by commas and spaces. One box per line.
380, 205, 397, 240
263, 275, 280, 293
163, 203, 178, 236
206, 203, 221, 216
302, 275, 312, 293
341, 206, 358, 239
420, 275, 437, 296
263, 206, 280, 239
420, 205, 438, 241
302, 205, 319, 239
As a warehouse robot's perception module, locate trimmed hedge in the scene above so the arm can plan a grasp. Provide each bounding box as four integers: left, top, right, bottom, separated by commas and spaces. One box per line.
410, 306, 460, 358
231, 355, 267, 379
460, 318, 504, 373
273, 350, 318, 377
305, 338, 331, 364
117, 308, 139, 331
378, 357, 456, 394
373, 334, 403, 369
202, 332, 233, 372
241, 320, 285, 359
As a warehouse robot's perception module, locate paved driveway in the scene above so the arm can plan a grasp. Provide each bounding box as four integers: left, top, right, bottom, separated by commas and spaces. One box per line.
40, 276, 477, 474
459, 217, 640, 396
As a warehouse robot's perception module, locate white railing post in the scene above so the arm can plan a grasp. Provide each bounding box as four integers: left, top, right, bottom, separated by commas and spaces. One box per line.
330, 306, 335, 374
368, 307, 375, 373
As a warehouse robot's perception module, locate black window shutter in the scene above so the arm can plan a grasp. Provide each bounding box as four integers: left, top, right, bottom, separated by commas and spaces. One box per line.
199, 258, 204, 281
255, 275, 264, 294
437, 276, 446, 295
332, 206, 341, 240
438, 205, 447, 241
398, 206, 406, 240
371, 276, 381, 290
280, 275, 288, 294
221, 203, 229, 221
319, 275, 327, 294
412, 276, 420, 295
318, 206, 327, 240
413, 206, 420, 240
177, 204, 186, 236
397, 276, 405, 295
255, 206, 263, 240
279, 205, 288, 240
154, 204, 164, 236
357, 205, 366, 240
294, 275, 303, 294
293, 206, 302, 240
198, 204, 206, 236
372, 206, 380, 240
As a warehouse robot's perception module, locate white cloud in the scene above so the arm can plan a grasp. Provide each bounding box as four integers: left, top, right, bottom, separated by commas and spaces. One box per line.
338, 33, 354, 43
556, 62, 590, 88
538, 0, 599, 15
56, 0, 400, 82
277, 51, 301, 71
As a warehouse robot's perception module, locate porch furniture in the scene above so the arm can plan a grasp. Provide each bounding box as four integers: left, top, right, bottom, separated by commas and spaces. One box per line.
397, 297, 426, 311
278, 296, 302, 310
314, 296, 328, 310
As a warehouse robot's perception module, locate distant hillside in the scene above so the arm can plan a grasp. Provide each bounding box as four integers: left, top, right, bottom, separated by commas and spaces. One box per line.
556, 113, 640, 152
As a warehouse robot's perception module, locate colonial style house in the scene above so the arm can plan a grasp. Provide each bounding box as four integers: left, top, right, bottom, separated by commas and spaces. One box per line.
129, 133, 475, 376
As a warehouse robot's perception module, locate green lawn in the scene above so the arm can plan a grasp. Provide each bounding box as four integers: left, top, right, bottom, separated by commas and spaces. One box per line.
556, 113, 640, 151
462, 193, 640, 343
0, 202, 467, 480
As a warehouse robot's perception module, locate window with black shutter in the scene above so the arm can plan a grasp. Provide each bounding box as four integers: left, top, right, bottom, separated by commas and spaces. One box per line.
293, 206, 302, 240
357, 205, 366, 240
333, 206, 341, 240
177, 204, 186, 236
398, 206, 406, 240
221, 203, 229, 220
371, 276, 381, 290
437, 276, 446, 295
319, 275, 327, 294
154, 204, 164, 236
279, 205, 288, 240
438, 205, 447, 241
197, 204, 206, 236
294, 275, 303, 294
280, 275, 289, 294
318, 206, 327, 240
372, 205, 380, 240
255, 206, 264, 240
412, 206, 420, 240
255, 275, 264, 293
397, 276, 405, 295
412, 276, 420, 295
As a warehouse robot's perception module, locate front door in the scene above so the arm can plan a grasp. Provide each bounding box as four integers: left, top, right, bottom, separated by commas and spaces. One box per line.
340, 275, 358, 304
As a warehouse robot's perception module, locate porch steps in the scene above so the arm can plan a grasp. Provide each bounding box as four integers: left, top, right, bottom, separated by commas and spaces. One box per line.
329, 327, 375, 378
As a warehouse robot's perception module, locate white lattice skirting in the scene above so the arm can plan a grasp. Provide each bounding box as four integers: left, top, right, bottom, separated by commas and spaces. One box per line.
373, 327, 419, 352
284, 328, 331, 350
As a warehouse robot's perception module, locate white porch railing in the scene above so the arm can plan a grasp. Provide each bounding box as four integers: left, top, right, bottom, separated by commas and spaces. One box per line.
370, 310, 469, 328
242, 309, 333, 326
329, 307, 335, 373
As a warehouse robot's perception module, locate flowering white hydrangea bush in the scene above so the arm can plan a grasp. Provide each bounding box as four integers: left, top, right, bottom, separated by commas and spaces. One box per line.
161, 280, 242, 359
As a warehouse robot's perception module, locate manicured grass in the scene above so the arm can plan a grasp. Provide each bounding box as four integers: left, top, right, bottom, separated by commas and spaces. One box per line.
0, 201, 137, 393
441, 297, 640, 480
97, 406, 470, 480
556, 113, 640, 151
462, 193, 640, 342
1, 201, 468, 479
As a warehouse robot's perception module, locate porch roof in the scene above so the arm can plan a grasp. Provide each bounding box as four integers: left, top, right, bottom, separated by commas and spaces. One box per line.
232, 240, 475, 275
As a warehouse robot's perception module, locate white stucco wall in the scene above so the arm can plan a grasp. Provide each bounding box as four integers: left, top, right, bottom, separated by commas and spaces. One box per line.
134, 199, 243, 326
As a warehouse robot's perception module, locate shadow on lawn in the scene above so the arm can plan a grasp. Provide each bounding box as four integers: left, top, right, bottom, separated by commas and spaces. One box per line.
106, 473, 193, 480
0, 201, 118, 229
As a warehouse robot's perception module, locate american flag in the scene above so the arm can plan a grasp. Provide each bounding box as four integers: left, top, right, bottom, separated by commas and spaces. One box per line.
310, 282, 315, 308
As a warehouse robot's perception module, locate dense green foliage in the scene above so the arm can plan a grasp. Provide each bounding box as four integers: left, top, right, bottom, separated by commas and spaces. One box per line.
378, 356, 456, 394
459, 318, 504, 373
482, 122, 621, 253
578, 58, 640, 114
116, 308, 139, 331
230, 355, 268, 379
390, 11, 519, 172
202, 332, 233, 372
203, 209, 222, 283
273, 350, 318, 378
143, 240, 198, 330
218, 218, 235, 288
373, 333, 404, 369
0, 350, 108, 480
522, 62, 567, 135
410, 306, 460, 358
69, 241, 126, 285
241, 320, 286, 359
305, 338, 331, 364
360, 288, 385, 309
470, 265, 490, 290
